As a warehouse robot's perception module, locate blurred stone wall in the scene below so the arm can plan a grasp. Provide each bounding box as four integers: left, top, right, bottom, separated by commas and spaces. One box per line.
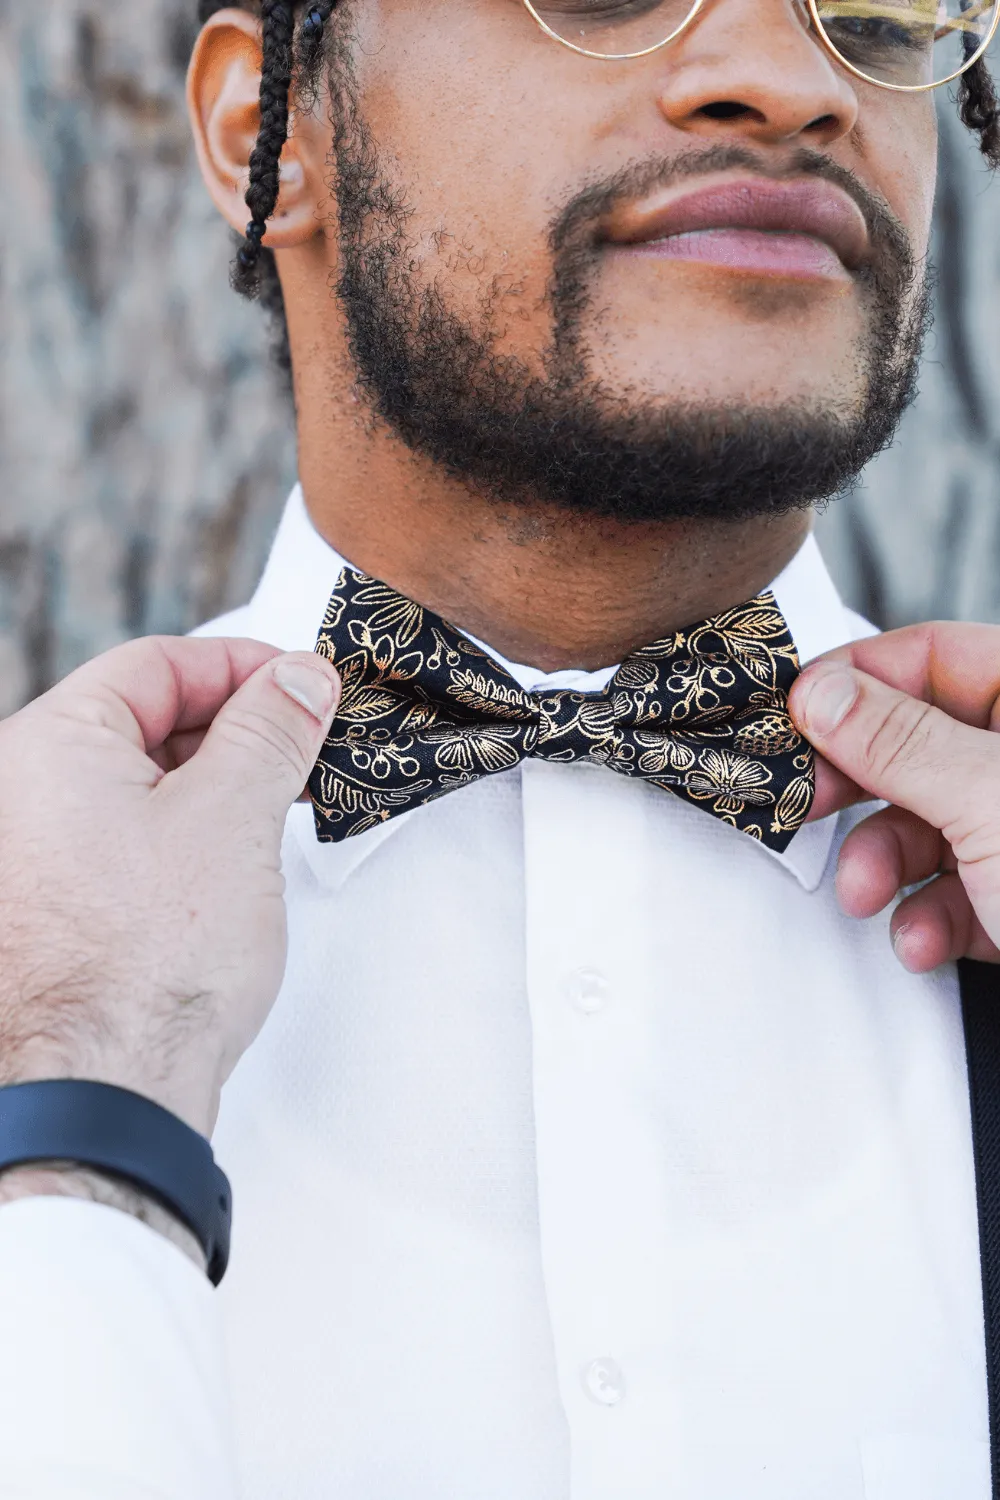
0, 2, 998, 717
0, 0, 295, 716
816, 75, 1000, 629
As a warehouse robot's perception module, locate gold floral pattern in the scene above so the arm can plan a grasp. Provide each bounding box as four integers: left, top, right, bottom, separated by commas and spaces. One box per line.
684, 748, 775, 816
309, 568, 815, 850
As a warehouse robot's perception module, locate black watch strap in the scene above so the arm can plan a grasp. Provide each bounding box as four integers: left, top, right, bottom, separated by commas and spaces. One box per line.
0, 1080, 231, 1285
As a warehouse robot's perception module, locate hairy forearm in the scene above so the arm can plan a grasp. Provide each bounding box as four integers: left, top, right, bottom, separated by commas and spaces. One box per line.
0, 1164, 207, 1274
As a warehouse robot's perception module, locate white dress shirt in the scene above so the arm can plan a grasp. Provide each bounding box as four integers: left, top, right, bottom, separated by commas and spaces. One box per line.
0, 485, 989, 1500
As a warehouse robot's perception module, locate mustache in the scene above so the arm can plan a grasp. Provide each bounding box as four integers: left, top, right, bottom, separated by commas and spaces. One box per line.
550, 143, 916, 280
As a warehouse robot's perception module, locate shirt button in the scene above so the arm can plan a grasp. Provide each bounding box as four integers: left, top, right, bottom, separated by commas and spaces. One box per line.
568, 968, 610, 1016
582, 1356, 626, 1406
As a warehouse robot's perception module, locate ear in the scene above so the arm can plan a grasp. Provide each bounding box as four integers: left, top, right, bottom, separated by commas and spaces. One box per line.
186, 7, 327, 249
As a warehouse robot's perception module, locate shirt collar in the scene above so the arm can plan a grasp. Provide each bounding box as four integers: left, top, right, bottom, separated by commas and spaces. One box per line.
246, 485, 866, 894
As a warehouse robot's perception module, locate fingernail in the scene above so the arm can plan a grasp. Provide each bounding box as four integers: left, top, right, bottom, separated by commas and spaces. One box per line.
273, 659, 339, 721
892, 923, 918, 972
798, 667, 859, 737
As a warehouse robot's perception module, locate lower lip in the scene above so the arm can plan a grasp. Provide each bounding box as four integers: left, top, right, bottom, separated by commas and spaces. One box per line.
619, 227, 849, 280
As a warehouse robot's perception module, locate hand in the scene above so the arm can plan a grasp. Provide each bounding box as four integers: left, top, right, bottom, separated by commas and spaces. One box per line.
788, 623, 1000, 973
0, 637, 341, 1138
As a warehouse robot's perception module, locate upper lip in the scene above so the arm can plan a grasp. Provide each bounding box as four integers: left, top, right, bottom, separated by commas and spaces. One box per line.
602, 175, 871, 270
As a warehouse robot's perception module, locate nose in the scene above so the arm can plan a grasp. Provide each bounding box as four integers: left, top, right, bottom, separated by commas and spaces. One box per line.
655, 0, 859, 148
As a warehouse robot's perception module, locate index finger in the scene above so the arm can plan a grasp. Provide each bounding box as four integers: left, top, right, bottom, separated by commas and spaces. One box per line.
809, 622, 1000, 729
807, 751, 873, 822
35, 636, 284, 753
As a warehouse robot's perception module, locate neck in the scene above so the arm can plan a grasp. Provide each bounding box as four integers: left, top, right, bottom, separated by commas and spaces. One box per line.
289, 286, 812, 672
298, 451, 810, 676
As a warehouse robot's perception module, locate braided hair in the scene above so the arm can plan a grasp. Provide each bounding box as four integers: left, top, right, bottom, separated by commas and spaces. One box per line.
196, 0, 335, 367
195, 1, 1000, 329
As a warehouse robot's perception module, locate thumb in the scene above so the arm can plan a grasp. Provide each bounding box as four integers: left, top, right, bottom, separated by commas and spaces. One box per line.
182, 651, 341, 813
789, 659, 999, 847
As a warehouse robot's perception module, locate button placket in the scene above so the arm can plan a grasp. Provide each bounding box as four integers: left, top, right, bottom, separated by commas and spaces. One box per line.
521, 759, 679, 1500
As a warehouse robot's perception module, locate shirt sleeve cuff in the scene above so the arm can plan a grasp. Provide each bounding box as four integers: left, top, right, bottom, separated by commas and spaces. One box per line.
0, 1196, 238, 1500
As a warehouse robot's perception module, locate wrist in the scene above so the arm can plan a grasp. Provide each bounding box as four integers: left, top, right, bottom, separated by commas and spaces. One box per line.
0, 1035, 222, 1140
0, 1162, 208, 1273
0, 1081, 232, 1282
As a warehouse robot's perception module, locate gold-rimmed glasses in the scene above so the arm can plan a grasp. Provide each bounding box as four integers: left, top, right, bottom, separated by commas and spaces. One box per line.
521, 0, 1000, 90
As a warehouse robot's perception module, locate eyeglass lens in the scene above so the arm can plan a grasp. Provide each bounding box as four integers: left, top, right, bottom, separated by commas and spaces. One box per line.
815, 0, 996, 86
529, 0, 996, 84
528, 0, 702, 57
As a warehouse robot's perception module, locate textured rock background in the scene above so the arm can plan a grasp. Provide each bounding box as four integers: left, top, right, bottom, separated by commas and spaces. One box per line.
0, 0, 295, 716
816, 70, 1000, 630
1, 1, 998, 716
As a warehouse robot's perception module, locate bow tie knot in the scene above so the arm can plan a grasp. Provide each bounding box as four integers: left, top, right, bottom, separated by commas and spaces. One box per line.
309, 569, 815, 850
533, 691, 617, 763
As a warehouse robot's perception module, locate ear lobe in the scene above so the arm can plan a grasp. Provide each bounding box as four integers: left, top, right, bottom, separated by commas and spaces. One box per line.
186, 6, 322, 250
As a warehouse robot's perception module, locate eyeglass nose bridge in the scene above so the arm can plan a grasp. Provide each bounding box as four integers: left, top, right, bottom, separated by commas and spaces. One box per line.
519, 0, 1000, 93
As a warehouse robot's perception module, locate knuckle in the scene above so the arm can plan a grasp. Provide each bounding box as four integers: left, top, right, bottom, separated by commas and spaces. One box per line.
217, 704, 312, 780
860, 697, 936, 782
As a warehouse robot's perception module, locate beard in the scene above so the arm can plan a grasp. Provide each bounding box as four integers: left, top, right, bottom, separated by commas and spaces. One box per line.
328, 55, 929, 525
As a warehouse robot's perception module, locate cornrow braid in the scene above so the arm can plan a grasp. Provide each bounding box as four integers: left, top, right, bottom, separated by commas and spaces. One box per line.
196, 1, 336, 302
238, 1, 336, 296
232, 0, 296, 294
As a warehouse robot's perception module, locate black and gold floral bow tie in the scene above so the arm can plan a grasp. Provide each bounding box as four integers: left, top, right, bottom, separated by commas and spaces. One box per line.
308, 569, 815, 851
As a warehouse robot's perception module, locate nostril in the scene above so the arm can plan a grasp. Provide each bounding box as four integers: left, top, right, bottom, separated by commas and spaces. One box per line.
699, 101, 762, 121
806, 112, 839, 133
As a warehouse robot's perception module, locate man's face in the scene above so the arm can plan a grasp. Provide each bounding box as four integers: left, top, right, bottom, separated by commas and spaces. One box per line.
345, 0, 932, 390
306, 0, 937, 519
